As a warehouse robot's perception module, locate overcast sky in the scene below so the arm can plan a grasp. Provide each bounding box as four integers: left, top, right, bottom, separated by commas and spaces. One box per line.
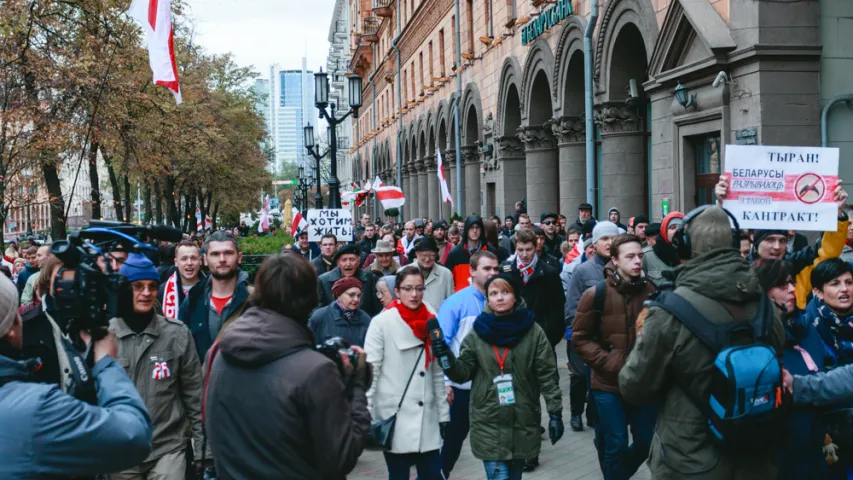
184, 0, 338, 79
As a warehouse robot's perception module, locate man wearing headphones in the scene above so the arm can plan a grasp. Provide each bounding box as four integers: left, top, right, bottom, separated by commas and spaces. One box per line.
616, 206, 785, 479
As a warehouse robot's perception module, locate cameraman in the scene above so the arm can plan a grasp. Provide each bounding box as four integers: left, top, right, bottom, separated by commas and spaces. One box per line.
205, 254, 371, 479
0, 275, 153, 477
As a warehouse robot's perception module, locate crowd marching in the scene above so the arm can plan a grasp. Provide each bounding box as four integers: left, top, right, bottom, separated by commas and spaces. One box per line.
10, 175, 853, 480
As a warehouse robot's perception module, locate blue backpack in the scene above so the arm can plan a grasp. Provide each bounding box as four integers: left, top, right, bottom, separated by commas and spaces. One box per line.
649, 291, 789, 453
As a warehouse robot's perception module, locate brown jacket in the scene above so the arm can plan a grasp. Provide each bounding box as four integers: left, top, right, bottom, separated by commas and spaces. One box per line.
572, 263, 656, 393
205, 306, 371, 479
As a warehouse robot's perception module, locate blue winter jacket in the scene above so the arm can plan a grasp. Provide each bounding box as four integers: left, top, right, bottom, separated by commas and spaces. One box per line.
0, 354, 152, 478
778, 308, 828, 480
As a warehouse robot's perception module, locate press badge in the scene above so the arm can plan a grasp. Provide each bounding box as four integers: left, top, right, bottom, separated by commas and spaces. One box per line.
493, 373, 516, 406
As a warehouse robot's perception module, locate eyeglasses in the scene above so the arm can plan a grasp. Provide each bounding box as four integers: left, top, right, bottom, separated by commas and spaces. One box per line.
398, 286, 426, 294
541, 220, 556, 226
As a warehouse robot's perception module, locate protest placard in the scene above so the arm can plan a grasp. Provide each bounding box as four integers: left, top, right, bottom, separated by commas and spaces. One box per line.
722, 145, 840, 231
307, 209, 353, 241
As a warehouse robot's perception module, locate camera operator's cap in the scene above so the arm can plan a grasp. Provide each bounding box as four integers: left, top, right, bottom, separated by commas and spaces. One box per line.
0, 276, 17, 337
120, 253, 160, 284
332, 244, 360, 264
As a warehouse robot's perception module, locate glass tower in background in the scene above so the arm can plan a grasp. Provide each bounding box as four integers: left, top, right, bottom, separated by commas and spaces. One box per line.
267, 58, 314, 174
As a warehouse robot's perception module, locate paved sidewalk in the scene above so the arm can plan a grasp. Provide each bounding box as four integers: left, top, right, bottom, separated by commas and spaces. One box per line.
349, 341, 651, 480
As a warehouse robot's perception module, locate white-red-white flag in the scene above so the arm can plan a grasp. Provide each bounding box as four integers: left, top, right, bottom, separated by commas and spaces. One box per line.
374, 175, 384, 189
258, 194, 270, 233
291, 207, 307, 236
128, 0, 182, 104
376, 186, 406, 210
436, 147, 453, 205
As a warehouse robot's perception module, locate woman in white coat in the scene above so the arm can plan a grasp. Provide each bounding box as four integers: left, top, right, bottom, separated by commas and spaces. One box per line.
365, 265, 450, 480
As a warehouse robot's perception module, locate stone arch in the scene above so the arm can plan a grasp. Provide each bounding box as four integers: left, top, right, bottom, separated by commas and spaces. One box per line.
496, 56, 524, 136
461, 83, 483, 146
435, 100, 449, 143
426, 107, 437, 145
594, 0, 658, 99
520, 38, 557, 124
607, 23, 649, 101
419, 130, 427, 161
438, 118, 448, 153
428, 123, 436, 155
554, 16, 588, 115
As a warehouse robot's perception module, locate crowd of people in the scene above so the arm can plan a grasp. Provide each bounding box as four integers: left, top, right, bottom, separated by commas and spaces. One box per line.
9, 175, 853, 479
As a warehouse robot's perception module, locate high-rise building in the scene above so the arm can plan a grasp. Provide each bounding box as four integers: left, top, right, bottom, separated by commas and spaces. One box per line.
252, 78, 273, 171
267, 60, 315, 173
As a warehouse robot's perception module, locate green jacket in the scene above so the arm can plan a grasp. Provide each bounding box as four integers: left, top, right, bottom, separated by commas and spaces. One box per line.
618, 249, 785, 480
444, 316, 562, 461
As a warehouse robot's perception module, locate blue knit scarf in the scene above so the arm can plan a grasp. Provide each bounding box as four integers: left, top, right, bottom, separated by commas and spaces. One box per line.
473, 308, 536, 347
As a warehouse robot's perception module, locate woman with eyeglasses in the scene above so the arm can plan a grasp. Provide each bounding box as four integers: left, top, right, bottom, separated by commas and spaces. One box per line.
364, 265, 449, 480
752, 258, 829, 479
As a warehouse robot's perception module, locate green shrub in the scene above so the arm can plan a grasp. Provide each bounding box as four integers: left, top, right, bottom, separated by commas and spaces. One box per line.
239, 230, 294, 255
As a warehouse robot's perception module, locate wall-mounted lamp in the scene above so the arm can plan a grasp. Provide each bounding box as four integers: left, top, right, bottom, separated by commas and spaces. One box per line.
674, 82, 696, 109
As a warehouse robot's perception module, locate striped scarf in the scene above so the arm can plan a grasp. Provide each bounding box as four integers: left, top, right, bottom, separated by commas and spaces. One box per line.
517, 254, 538, 285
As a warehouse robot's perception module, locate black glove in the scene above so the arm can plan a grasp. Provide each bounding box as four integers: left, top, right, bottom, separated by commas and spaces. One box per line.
549, 413, 564, 445
440, 421, 449, 439
431, 338, 451, 360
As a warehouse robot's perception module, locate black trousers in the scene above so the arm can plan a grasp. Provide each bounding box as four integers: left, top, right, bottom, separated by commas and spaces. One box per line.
567, 341, 590, 420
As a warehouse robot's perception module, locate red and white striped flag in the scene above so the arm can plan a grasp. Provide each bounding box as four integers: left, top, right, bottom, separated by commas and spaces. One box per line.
376, 186, 406, 210
129, 0, 182, 104
374, 175, 384, 189
436, 147, 453, 205
291, 207, 307, 237
564, 239, 584, 265
258, 194, 270, 233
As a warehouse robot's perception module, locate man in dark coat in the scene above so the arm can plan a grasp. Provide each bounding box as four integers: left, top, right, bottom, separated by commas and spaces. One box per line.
311, 234, 339, 275
572, 203, 598, 235
539, 213, 565, 262
317, 245, 380, 316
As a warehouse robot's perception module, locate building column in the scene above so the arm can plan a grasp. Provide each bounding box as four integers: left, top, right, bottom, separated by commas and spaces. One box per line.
444, 149, 455, 220
460, 145, 481, 216
552, 116, 587, 217
425, 155, 440, 221
417, 159, 428, 220
409, 161, 420, 218
596, 102, 646, 216
518, 123, 559, 221
402, 165, 411, 219
494, 136, 526, 219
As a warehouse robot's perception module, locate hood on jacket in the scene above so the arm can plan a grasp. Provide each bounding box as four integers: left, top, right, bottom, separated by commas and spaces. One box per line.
0, 354, 40, 384
674, 248, 762, 303
463, 215, 485, 243
607, 208, 621, 223
219, 306, 315, 368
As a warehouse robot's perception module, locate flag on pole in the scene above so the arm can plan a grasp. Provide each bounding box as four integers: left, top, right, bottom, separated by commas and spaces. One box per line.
374, 175, 385, 189
290, 207, 307, 236
436, 147, 453, 205
363, 179, 373, 192
341, 190, 355, 209
376, 186, 406, 210
258, 195, 270, 233
128, 0, 182, 104
195, 208, 202, 231
354, 183, 369, 207
204, 215, 212, 231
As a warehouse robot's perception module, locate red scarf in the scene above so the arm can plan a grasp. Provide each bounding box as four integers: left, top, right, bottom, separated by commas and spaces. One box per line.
391, 299, 434, 369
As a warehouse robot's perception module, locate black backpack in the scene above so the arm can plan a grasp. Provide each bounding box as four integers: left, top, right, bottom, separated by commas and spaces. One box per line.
648, 291, 789, 454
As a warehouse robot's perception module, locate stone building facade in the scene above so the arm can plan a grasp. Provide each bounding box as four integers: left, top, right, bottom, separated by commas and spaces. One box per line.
346, 0, 853, 222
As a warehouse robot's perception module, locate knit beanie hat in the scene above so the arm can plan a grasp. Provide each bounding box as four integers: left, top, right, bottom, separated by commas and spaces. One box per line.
484, 272, 523, 308
592, 221, 620, 245
0, 276, 18, 337
119, 253, 160, 284
332, 276, 363, 298
685, 206, 736, 257
660, 212, 686, 244
753, 229, 788, 248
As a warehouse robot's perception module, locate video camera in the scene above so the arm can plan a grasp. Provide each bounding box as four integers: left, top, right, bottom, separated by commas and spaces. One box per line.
316, 337, 360, 378
50, 220, 182, 350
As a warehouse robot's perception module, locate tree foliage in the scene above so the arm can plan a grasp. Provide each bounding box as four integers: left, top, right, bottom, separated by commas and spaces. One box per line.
0, 0, 270, 244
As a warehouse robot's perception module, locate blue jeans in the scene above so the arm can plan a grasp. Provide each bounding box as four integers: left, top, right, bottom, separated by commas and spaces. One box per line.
483, 460, 526, 480
592, 390, 656, 480
440, 387, 470, 478
383, 450, 442, 480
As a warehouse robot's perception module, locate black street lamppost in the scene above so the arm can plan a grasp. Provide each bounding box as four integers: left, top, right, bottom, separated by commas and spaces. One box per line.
296, 165, 314, 211
303, 123, 328, 209
313, 67, 362, 208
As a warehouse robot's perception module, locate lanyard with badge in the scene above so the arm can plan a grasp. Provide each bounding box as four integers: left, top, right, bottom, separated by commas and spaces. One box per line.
493, 345, 516, 406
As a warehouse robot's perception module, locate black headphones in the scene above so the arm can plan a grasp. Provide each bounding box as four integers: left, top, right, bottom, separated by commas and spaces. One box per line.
670, 205, 741, 260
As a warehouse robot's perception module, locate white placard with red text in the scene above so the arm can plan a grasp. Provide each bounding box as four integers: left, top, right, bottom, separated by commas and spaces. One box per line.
722, 145, 839, 232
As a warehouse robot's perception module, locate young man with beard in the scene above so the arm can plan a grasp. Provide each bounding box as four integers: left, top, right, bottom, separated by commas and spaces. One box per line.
312, 234, 339, 274
396, 221, 422, 258
437, 251, 499, 478
573, 235, 656, 480
565, 221, 620, 434
411, 238, 454, 311
159, 241, 204, 320
632, 215, 650, 245
317, 244, 380, 316
111, 254, 206, 480
432, 220, 451, 264
500, 228, 566, 471
539, 213, 565, 262
445, 215, 500, 292
179, 231, 253, 362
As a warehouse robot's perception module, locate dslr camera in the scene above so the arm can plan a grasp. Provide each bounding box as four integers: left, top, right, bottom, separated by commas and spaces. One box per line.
316, 337, 360, 377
